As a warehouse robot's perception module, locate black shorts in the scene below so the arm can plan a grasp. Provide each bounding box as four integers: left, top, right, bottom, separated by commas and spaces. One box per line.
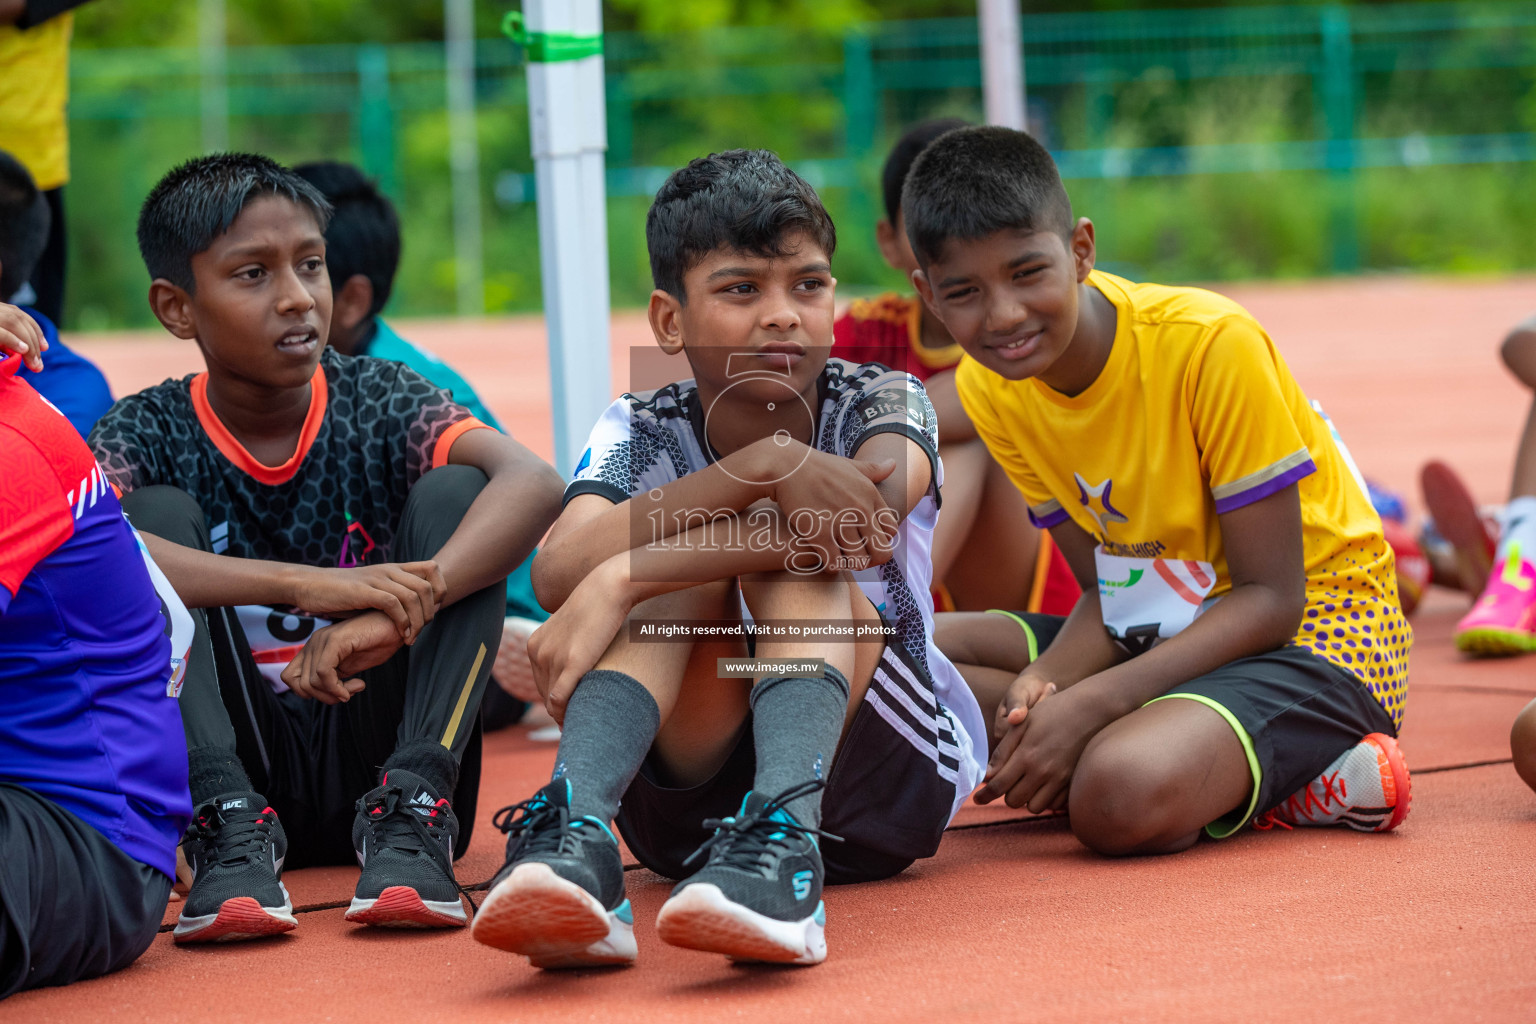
0, 784, 171, 999
998, 612, 1396, 837
616, 675, 961, 886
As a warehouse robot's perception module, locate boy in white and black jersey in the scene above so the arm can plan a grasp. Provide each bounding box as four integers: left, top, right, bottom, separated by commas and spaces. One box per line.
470, 150, 986, 969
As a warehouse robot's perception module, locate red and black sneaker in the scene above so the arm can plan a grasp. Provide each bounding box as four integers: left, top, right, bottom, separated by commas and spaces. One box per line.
346, 771, 467, 928
174, 792, 295, 944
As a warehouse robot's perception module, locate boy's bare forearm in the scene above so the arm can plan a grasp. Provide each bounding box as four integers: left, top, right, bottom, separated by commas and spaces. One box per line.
537, 437, 883, 610
431, 473, 561, 607
139, 532, 303, 609
607, 504, 840, 609
1067, 579, 1301, 722
1022, 588, 1125, 688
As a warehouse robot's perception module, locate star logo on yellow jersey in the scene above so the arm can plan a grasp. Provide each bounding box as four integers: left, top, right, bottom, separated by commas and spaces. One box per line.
1075, 473, 1129, 534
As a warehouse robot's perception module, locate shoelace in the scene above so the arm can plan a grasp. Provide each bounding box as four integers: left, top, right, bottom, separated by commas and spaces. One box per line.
191, 807, 278, 868
490, 794, 602, 862
358, 786, 478, 915
682, 780, 842, 871
1252, 770, 1348, 831
358, 786, 453, 867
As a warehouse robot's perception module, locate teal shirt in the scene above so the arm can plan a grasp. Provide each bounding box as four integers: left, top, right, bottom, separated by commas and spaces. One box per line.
365, 319, 505, 432
361, 318, 544, 621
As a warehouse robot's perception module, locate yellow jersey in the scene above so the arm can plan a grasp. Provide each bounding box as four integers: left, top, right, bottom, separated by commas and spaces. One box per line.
0, 13, 73, 190
956, 270, 1409, 727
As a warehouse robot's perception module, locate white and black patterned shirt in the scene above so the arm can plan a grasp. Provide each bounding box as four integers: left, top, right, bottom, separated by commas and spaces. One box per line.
567, 358, 987, 801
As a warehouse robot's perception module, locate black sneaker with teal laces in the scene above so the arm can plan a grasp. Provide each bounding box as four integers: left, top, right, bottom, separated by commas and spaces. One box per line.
655, 781, 838, 966
346, 770, 467, 928
470, 779, 635, 969
174, 792, 296, 944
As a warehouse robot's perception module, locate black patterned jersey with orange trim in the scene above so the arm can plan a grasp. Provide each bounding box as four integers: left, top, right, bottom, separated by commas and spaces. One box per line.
89, 346, 488, 568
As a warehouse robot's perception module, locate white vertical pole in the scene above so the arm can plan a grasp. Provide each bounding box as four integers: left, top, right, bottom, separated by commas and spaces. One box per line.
978, 0, 1026, 131
198, 0, 228, 152
524, 0, 611, 476
446, 0, 484, 316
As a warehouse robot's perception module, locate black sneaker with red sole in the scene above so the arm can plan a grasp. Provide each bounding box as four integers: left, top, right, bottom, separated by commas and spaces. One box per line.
346, 770, 467, 928
174, 792, 296, 944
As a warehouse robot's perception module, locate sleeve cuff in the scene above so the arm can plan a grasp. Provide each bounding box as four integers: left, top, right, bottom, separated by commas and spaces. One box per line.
1028, 499, 1071, 529
1212, 449, 1317, 514
563, 479, 629, 508
855, 422, 942, 509
431, 417, 493, 469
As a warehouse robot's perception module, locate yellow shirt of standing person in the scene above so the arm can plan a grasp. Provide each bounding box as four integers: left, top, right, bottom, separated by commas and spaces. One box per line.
0, 12, 72, 189
956, 270, 1410, 729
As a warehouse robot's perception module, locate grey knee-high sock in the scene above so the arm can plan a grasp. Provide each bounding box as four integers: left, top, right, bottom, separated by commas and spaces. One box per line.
749, 668, 851, 828
552, 670, 661, 825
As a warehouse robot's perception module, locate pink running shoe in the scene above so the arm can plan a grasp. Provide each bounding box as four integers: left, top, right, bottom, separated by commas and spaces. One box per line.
1455, 547, 1536, 657
1253, 733, 1411, 833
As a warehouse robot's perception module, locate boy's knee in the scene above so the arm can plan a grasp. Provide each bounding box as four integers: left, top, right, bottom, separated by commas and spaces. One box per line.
119, 485, 211, 549
1069, 738, 1190, 856
399, 465, 489, 554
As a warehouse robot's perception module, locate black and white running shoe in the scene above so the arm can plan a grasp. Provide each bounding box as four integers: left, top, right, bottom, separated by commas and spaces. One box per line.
174, 792, 296, 944
655, 781, 837, 966
470, 779, 635, 969
346, 770, 467, 928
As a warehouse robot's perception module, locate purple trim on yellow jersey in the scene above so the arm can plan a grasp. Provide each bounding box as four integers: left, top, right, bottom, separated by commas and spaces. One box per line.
1213, 456, 1318, 514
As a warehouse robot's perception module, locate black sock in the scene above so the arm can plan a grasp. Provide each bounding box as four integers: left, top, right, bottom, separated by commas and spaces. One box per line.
382, 740, 458, 798
187, 747, 255, 806
552, 670, 661, 825
749, 668, 851, 829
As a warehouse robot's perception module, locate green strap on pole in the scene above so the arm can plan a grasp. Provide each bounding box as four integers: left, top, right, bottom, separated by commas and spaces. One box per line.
501, 11, 602, 62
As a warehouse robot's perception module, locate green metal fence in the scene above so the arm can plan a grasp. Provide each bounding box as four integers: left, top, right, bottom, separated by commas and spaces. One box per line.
62, 3, 1536, 329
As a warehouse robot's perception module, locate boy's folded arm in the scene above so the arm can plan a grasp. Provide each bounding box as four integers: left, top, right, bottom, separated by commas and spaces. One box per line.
534, 437, 874, 611
138, 532, 312, 609
849, 429, 933, 521
431, 427, 565, 607
138, 531, 447, 642
1012, 519, 1125, 696
1065, 484, 1308, 723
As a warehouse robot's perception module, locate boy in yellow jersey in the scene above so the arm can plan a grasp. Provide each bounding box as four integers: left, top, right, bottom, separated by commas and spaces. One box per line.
907, 126, 1411, 851
834, 119, 1078, 615
0, 0, 84, 324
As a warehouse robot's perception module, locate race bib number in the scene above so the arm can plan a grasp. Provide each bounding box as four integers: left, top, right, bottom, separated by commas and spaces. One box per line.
128, 523, 195, 698
235, 604, 332, 693
1095, 549, 1217, 655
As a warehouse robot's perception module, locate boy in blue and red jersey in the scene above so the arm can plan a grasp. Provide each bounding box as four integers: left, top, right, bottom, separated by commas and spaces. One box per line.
0, 304, 191, 999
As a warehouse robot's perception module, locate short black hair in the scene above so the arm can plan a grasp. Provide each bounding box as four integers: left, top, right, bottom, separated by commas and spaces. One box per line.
901, 125, 1072, 268
293, 161, 399, 318
881, 117, 969, 226
646, 149, 836, 302
0, 150, 50, 299
136, 153, 332, 291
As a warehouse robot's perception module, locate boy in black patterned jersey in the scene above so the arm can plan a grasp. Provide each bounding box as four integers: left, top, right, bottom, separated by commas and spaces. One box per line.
89, 154, 563, 941
469, 151, 987, 969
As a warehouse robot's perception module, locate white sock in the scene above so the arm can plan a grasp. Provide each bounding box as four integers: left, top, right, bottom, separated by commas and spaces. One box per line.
1497, 496, 1536, 564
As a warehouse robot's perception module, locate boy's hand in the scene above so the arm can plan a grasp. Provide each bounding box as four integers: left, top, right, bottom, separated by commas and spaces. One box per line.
992, 672, 1058, 740
0, 303, 47, 372
767, 443, 897, 571
527, 563, 630, 724
287, 562, 446, 643
281, 610, 403, 703
976, 687, 1109, 813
